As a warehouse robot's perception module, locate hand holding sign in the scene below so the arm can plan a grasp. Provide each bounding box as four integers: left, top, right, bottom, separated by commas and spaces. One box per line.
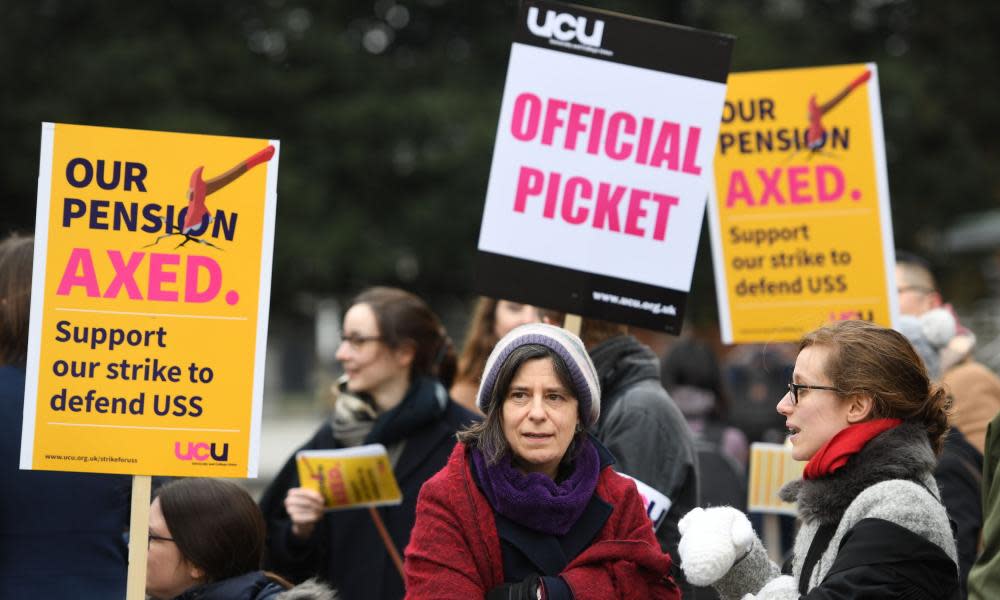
284, 487, 325, 540
295, 445, 403, 510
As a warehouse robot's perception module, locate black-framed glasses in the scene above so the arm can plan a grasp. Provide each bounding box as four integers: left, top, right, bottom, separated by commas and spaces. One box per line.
787, 382, 843, 405
124, 532, 176, 549
148, 533, 175, 548
897, 285, 934, 296
339, 334, 383, 350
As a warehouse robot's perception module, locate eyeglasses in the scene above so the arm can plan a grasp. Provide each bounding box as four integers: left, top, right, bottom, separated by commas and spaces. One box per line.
339, 334, 383, 350
786, 382, 843, 405
897, 285, 934, 296
124, 531, 176, 549
148, 533, 175, 548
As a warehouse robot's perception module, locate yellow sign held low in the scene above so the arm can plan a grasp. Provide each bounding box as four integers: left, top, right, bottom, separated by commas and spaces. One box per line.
747, 442, 804, 516
296, 445, 403, 510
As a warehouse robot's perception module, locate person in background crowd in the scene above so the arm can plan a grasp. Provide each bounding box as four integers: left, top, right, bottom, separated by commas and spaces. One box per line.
678, 320, 958, 598
451, 297, 541, 412
969, 410, 1000, 599
146, 478, 334, 600
896, 251, 1000, 454
661, 339, 745, 600
720, 342, 799, 560
260, 287, 477, 600
404, 323, 678, 599
898, 307, 982, 598
0, 233, 131, 598
577, 317, 699, 598
722, 343, 795, 446
661, 337, 749, 471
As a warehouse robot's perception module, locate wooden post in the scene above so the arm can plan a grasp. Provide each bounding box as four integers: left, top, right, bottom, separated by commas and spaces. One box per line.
126, 475, 152, 600
562, 313, 582, 336
763, 513, 782, 563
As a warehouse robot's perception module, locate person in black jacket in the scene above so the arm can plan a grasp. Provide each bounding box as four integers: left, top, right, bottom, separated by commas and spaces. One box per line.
678, 320, 959, 599
147, 478, 334, 600
260, 287, 477, 600
898, 310, 983, 597
576, 318, 699, 598
0, 233, 131, 598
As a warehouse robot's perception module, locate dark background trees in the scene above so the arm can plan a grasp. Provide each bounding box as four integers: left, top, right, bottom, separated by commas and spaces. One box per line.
3, 0, 998, 342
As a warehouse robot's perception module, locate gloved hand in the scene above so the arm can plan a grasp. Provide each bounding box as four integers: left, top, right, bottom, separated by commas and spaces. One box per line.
740, 575, 797, 600
677, 506, 756, 587
486, 575, 542, 600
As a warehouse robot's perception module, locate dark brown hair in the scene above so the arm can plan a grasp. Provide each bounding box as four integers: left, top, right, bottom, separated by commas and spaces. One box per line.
0, 233, 33, 367
458, 344, 585, 466
351, 287, 456, 388
156, 478, 265, 583
800, 320, 951, 454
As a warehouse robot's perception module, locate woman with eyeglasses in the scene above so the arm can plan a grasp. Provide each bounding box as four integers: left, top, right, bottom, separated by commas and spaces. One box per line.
677, 320, 959, 599
260, 287, 477, 600
146, 478, 333, 599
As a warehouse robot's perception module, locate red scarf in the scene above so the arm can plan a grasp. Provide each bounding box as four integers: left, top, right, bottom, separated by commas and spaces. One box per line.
803, 418, 902, 480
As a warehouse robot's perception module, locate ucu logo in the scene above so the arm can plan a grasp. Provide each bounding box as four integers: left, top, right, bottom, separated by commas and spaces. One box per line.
174, 441, 229, 462
526, 6, 605, 48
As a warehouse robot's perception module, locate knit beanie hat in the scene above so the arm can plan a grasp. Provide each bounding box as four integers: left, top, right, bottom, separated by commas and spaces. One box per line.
476, 323, 601, 427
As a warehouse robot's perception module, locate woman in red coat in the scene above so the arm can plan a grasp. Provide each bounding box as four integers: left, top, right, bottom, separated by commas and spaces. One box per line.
404, 323, 678, 599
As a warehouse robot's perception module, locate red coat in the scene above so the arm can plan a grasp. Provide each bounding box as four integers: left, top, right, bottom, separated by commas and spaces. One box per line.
404, 443, 679, 599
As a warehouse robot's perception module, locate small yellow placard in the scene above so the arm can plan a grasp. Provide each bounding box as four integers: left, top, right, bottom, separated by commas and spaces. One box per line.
296, 445, 403, 510
747, 442, 804, 516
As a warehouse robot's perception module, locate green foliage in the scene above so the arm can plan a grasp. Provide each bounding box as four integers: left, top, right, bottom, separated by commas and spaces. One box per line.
2, 0, 997, 325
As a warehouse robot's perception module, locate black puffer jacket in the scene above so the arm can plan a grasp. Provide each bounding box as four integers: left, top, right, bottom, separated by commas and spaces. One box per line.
589, 336, 699, 596
260, 378, 477, 600
172, 572, 336, 600
172, 572, 284, 600
712, 423, 959, 599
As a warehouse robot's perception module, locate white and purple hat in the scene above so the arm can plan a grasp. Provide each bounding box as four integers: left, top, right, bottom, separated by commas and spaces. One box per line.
476, 323, 601, 427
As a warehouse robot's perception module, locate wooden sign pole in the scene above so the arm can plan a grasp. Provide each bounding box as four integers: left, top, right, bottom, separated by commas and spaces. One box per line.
562, 313, 582, 337
126, 475, 152, 600
369, 506, 405, 580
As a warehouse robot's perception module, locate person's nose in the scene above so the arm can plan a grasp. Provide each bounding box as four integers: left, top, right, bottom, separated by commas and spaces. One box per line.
776, 391, 794, 416
335, 340, 352, 362
522, 305, 542, 325
527, 395, 547, 421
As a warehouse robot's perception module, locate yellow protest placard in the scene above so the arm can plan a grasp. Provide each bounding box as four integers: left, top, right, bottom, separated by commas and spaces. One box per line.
747, 442, 804, 515
707, 63, 897, 344
296, 445, 403, 510
20, 123, 279, 478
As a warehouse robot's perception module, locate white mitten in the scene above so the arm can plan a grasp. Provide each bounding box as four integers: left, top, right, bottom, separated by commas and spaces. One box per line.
740, 575, 797, 600
677, 506, 756, 587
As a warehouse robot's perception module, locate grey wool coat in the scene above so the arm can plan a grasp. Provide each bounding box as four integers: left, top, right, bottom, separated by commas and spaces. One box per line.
714, 422, 959, 600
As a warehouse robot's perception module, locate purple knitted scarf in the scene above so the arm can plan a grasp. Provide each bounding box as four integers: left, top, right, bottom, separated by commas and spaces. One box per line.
470, 437, 600, 536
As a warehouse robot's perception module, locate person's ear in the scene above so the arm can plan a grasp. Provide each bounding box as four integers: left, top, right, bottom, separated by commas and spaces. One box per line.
845, 393, 874, 424
187, 561, 205, 582
928, 291, 943, 310
393, 341, 416, 369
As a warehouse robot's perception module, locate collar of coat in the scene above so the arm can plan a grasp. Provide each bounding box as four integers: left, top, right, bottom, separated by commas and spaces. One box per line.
779, 422, 937, 524
588, 335, 660, 401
